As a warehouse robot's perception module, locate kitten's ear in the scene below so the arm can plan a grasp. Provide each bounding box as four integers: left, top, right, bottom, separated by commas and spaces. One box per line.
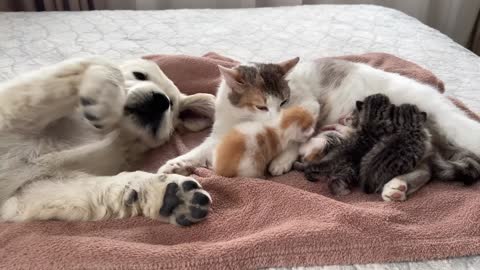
356, 101, 364, 111
420, 111, 427, 122
278, 57, 300, 75
218, 65, 244, 91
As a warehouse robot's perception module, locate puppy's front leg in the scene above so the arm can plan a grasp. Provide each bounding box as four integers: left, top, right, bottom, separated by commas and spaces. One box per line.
1, 172, 212, 225
35, 131, 145, 175
0, 57, 125, 133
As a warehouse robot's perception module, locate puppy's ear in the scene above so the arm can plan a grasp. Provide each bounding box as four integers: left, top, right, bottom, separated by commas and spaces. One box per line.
356, 101, 364, 111
177, 93, 215, 132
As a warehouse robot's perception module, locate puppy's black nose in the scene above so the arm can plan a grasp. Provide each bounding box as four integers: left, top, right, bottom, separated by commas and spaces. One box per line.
124, 91, 170, 133
150, 92, 170, 112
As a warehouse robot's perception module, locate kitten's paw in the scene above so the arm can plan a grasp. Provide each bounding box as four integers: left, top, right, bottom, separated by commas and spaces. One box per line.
158, 158, 195, 176
328, 178, 351, 196
304, 170, 320, 182
79, 64, 126, 132
299, 137, 328, 162
268, 155, 295, 176
382, 178, 408, 202
293, 161, 307, 171
126, 174, 212, 226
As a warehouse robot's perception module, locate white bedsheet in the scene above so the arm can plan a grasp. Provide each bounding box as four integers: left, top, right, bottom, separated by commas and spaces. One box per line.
0, 5, 479, 269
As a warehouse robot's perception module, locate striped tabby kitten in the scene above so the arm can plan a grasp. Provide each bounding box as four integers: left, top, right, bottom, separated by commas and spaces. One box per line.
214, 106, 315, 178
303, 94, 431, 196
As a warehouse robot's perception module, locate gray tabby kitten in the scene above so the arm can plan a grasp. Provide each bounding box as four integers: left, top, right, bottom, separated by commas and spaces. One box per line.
303, 94, 430, 195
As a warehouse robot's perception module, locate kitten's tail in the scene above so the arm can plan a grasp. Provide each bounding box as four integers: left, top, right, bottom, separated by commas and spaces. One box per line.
430, 149, 480, 186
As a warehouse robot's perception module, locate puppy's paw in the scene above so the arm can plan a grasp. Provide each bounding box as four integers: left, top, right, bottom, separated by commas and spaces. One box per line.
79, 64, 126, 132
126, 173, 211, 226
159, 176, 212, 226
382, 178, 407, 202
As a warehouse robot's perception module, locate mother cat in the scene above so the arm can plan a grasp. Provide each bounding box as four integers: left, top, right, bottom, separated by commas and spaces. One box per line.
159, 57, 480, 198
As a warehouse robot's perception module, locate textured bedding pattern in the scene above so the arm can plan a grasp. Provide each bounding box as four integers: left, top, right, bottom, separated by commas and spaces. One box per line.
1, 5, 479, 110
0, 5, 479, 269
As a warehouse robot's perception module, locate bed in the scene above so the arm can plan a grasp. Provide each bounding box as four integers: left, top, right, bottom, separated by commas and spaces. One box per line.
1, 5, 480, 270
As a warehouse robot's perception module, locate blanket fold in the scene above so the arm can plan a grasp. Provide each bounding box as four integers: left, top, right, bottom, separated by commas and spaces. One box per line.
1, 52, 479, 270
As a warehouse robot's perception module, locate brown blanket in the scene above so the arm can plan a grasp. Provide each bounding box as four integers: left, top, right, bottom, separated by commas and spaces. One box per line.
1, 53, 480, 270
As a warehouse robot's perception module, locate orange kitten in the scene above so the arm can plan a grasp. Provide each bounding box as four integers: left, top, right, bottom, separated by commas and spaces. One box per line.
213, 106, 315, 178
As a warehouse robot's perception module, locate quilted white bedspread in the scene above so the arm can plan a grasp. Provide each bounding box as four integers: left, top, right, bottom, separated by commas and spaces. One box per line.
0, 4, 479, 270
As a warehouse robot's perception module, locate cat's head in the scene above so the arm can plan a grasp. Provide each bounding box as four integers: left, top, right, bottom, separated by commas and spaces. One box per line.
279, 106, 315, 143
218, 57, 300, 121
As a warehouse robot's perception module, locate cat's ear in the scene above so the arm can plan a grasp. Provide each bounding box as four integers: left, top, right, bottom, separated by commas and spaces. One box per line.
277, 57, 300, 75
420, 111, 427, 122
356, 101, 364, 111
218, 65, 244, 91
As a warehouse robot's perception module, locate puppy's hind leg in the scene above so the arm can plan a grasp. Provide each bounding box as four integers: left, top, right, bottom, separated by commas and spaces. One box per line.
0, 57, 125, 133
1, 172, 212, 226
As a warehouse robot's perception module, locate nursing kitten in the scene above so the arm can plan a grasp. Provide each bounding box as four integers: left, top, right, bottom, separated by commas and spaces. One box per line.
159, 57, 320, 176
214, 106, 315, 178
358, 102, 430, 194
287, 59, 480, 199
303, 94, 430, 196
298, 96, 480, 200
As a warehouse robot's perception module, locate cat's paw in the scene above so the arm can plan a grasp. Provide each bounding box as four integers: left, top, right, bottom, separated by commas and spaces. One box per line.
158, 158, 195, 176
382, 178, 407, 202
268, 154, 296, 176
79, 64, 126, 132
125, 174, 212, 226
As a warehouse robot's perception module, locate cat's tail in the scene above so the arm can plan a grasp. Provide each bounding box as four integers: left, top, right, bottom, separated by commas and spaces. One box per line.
430, 148, 480, 186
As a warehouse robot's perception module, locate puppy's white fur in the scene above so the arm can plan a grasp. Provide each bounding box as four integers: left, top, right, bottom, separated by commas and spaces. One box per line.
0, 57, 214, 223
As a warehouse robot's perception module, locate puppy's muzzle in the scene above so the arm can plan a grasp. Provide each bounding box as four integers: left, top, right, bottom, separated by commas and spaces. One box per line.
124, 91, 171, 135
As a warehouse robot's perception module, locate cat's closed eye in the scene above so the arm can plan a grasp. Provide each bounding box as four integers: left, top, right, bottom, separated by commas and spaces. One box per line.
280, 99, 289, 107
255, 105, 269, 111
